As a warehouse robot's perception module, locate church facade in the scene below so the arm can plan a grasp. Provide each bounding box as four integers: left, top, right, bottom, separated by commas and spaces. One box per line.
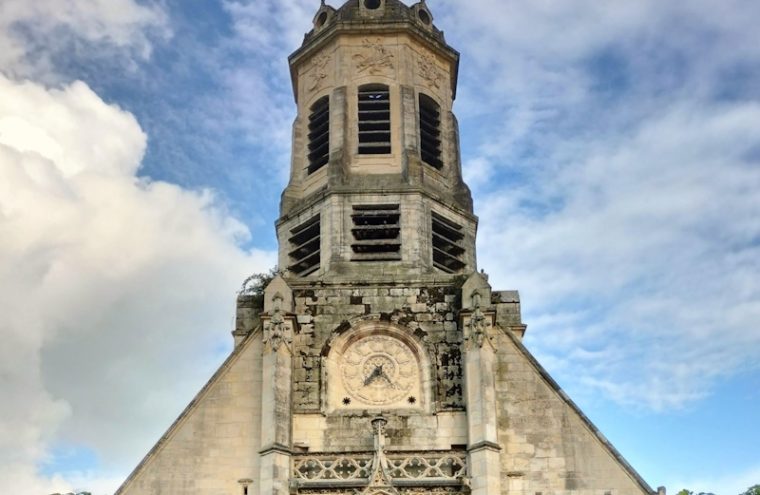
116, 1, 657, 494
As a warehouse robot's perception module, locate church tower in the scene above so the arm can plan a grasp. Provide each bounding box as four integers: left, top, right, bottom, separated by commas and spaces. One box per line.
116, 2, 658, 495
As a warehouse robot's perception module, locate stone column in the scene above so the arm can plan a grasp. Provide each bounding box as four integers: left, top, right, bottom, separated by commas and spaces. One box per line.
259, 278, 296, 495
400, 84, 420, 184
328, 86, 348, 185
461, 284, 502, 495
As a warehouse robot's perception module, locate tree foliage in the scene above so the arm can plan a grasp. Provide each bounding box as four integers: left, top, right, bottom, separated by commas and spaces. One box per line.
677, 487, 760, 495
239, 267, 278, 308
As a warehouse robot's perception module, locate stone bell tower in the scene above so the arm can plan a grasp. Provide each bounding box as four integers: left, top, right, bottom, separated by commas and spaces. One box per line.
279, 0, 474, 279
116, 2, 658, 495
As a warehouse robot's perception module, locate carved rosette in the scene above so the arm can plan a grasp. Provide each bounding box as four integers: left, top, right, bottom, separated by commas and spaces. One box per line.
353, 38, 395, 75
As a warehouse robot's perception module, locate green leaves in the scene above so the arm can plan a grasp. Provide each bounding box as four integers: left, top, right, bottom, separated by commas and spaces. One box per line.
676, 486, 759, 495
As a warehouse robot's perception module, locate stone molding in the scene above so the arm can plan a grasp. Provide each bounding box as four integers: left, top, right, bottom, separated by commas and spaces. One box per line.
466, 441, 501, 454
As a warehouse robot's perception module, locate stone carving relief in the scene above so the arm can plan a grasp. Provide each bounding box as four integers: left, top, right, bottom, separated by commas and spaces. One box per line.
308, 53, 332, 94
417, 52, 442, 90
293, 452, 467, 483
340, 336, 417, 406
264, 292, 293, 353
354, 38, 395, 75
292, 416, 467, 488
436, 343, 463, 409
365, 417, 395, 494
464, 290, 493, 350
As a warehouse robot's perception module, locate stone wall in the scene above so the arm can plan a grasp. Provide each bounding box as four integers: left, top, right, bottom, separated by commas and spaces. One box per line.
290, 282, 467, 415
493, 330, 651, 495
116, 335, 263, 495
118, 277, 652, 495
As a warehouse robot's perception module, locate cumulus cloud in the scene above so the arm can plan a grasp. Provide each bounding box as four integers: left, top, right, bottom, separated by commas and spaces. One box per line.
2, 0, 759, 491
0, 72, 275, 494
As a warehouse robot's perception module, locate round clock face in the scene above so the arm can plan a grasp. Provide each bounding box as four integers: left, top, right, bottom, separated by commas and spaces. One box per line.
340, 335, 418, 406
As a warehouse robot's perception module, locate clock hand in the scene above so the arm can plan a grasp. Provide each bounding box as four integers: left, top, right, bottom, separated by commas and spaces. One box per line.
375, 367, 397, 388
364, 365, 383, 386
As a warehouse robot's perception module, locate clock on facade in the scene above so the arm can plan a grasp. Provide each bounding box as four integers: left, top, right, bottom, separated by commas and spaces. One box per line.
340, 335, 419, 407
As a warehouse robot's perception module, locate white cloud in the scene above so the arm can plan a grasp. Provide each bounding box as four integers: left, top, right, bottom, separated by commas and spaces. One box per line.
0, 74, 274, 493
429, 0, 760, 410
0, 0, 168, 78
213, 0, 317, 158
476, 98, 760, 410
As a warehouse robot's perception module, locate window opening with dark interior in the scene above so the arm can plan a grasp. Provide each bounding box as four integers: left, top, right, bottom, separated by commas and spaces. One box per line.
351, 205, 401, 261
307, 96, 330, 174
288, 215, 320, 276
316, 11, 328, 28
431, 211, 465, 273
419, 94, 442, 169
358, 84, 391, 155
418, 8, 431, 25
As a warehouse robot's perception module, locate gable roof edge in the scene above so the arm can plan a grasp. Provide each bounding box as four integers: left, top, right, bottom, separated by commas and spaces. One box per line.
114, 327, 263, 494
498, 326, 656, 495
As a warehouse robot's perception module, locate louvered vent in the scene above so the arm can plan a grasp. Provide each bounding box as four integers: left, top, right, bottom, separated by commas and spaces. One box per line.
351, 205, 401, 261
419, 94, 442, 169
288, 215, 320, 276
432, 212, 465, 273
307, 96, 330, 174
358, 85, 391, 155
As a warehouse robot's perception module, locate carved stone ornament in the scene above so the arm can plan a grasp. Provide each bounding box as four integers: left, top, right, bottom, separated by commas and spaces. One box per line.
464, 291, 491, 350
353, 38, 395, 75
307, 53, 331, 93
264, 292, 292, 352
364, 416, 398, 495
340, 336, 417, 406
417, 52, 442, 90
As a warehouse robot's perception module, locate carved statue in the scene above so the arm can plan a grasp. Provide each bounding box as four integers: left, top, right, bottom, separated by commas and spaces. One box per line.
264, 292, 291, 352
467, 291, 488, 348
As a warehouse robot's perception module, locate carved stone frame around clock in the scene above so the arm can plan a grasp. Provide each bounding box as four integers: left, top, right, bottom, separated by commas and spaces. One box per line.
321, 320, 435, 415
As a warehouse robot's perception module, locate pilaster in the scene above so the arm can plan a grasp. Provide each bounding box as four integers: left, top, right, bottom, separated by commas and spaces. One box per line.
259, 277, 296, 495
461, 275, 502, 495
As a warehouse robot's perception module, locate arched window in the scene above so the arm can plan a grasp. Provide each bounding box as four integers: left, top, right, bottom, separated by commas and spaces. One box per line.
419, 94, 442, 169
358, 84, 391, 154
307, 96, 330, 174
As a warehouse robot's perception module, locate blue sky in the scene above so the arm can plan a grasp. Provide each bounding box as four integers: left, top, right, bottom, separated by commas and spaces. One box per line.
0, 0, 758, 493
